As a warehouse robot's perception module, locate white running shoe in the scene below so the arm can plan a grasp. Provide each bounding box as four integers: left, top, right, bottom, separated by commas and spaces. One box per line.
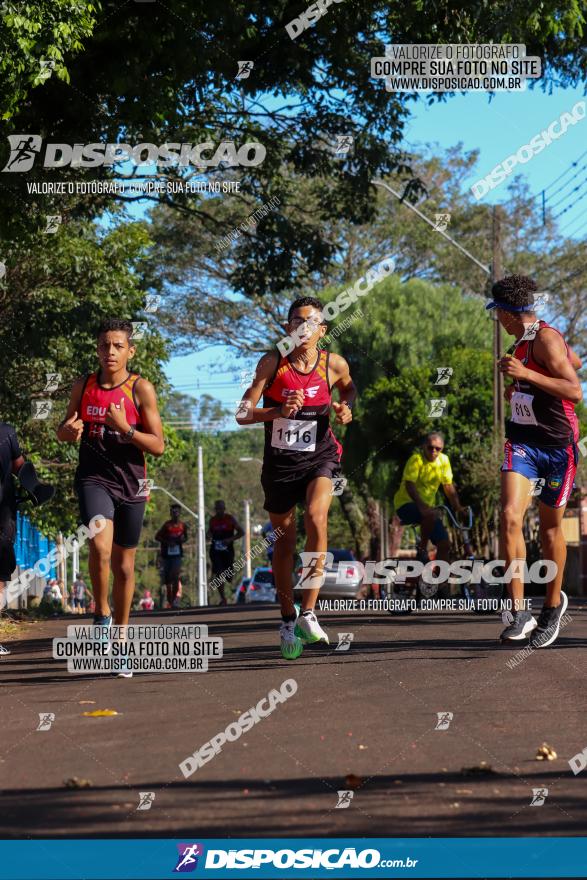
295, 610, 329, 645
280, 620, 303, 660
0, 644, 11, 655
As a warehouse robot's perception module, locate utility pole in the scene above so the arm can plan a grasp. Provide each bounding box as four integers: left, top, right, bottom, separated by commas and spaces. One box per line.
197, 445, 207, 607
492, 205, 504, 440
243, 499, 252, 578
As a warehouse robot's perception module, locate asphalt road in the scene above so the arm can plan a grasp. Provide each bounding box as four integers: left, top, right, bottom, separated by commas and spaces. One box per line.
1, 600, 586, 839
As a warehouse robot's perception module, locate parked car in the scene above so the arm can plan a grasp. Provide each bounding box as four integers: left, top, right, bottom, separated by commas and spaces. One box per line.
234, 577, 251, 604
245, 567, 277, 604
293, 548, 362, 600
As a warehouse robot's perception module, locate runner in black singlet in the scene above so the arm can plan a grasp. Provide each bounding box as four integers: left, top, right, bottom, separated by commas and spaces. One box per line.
236, 296, 357, 660
57, 318, 165, 677
207, 500, 244, 606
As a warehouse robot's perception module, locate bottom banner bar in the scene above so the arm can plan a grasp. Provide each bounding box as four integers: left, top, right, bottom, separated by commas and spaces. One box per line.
1, 837, 587, 879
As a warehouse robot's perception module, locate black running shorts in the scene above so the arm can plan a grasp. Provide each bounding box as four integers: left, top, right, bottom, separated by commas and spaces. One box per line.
76, 482, 145, 548
0, 539, 16, 582
261, 462, 340, 515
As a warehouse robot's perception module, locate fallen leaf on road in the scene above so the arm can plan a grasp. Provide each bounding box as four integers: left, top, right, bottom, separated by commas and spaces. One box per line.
450, 802, 460, 808
358, 745, 367, 750
82, 709, 119, 717
345, 774, 362, 790
461, 762, 496, 776
394, 780, 403, 785
456, 789, 473, 795
64, 777, 92, 789
78, 700, 95, 705
535, 743, 557, 761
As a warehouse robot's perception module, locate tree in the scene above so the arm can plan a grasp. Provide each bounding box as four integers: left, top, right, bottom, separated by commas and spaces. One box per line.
0, 217, 179, 534
0, 1, 98, 120
3, 0, 586, 280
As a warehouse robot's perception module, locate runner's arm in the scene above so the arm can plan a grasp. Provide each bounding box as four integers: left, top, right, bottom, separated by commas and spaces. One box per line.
56, 377, 85, 443
154, 525, 165, 542
227, 517, 245, 544
122, 379, 165, 455
330, 353, 357, 425
235, 352, 295, 424
500, 329, 582, 402
568, 346, 582, 371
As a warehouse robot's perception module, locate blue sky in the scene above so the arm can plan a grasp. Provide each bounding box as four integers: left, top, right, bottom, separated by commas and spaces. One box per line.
159, 82, 587, 412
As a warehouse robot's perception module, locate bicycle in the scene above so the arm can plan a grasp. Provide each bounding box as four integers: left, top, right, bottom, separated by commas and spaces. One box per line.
384, 505, 505, 614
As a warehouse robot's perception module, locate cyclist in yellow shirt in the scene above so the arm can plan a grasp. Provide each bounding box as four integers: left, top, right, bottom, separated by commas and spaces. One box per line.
393, 432, 465, 562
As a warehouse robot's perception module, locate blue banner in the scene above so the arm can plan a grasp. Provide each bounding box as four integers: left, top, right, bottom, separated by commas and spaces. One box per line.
1, 838, 587, 879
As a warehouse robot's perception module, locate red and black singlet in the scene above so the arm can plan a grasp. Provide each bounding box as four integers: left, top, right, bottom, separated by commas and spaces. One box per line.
506, 321, 579, 448
75, 371, 147, 501
262, 349, 342, 480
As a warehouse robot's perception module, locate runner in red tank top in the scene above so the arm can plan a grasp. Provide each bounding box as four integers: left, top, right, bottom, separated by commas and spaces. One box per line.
236, 296, 357, 660
57, 318, 165, 677
489, 275, 582, 649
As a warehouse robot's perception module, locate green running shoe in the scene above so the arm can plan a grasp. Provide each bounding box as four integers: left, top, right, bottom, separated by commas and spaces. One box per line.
280, 620, 304, 660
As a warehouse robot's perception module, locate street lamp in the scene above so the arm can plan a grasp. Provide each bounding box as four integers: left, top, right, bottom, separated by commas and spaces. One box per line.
238, 457, 262, 577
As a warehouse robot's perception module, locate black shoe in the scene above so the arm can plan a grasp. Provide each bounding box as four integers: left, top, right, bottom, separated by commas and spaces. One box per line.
528, 592, 568, 649
500, 610, 537, 642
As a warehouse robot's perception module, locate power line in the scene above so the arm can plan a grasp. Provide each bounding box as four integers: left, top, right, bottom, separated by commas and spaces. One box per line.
553, 182, 587, 220
530, 150, 587, 202
547, 171, 587, 211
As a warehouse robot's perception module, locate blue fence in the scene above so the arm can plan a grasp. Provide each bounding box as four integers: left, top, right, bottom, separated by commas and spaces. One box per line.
14, 510, 57, 579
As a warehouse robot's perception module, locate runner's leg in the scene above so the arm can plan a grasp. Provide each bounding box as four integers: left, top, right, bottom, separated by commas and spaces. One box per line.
301, 476, 333, 612
538, 501, 566, 608
500, 471, 532, 610
268, 508, 297, 618
88, 521, 114, 619
111, 544, 137, 627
